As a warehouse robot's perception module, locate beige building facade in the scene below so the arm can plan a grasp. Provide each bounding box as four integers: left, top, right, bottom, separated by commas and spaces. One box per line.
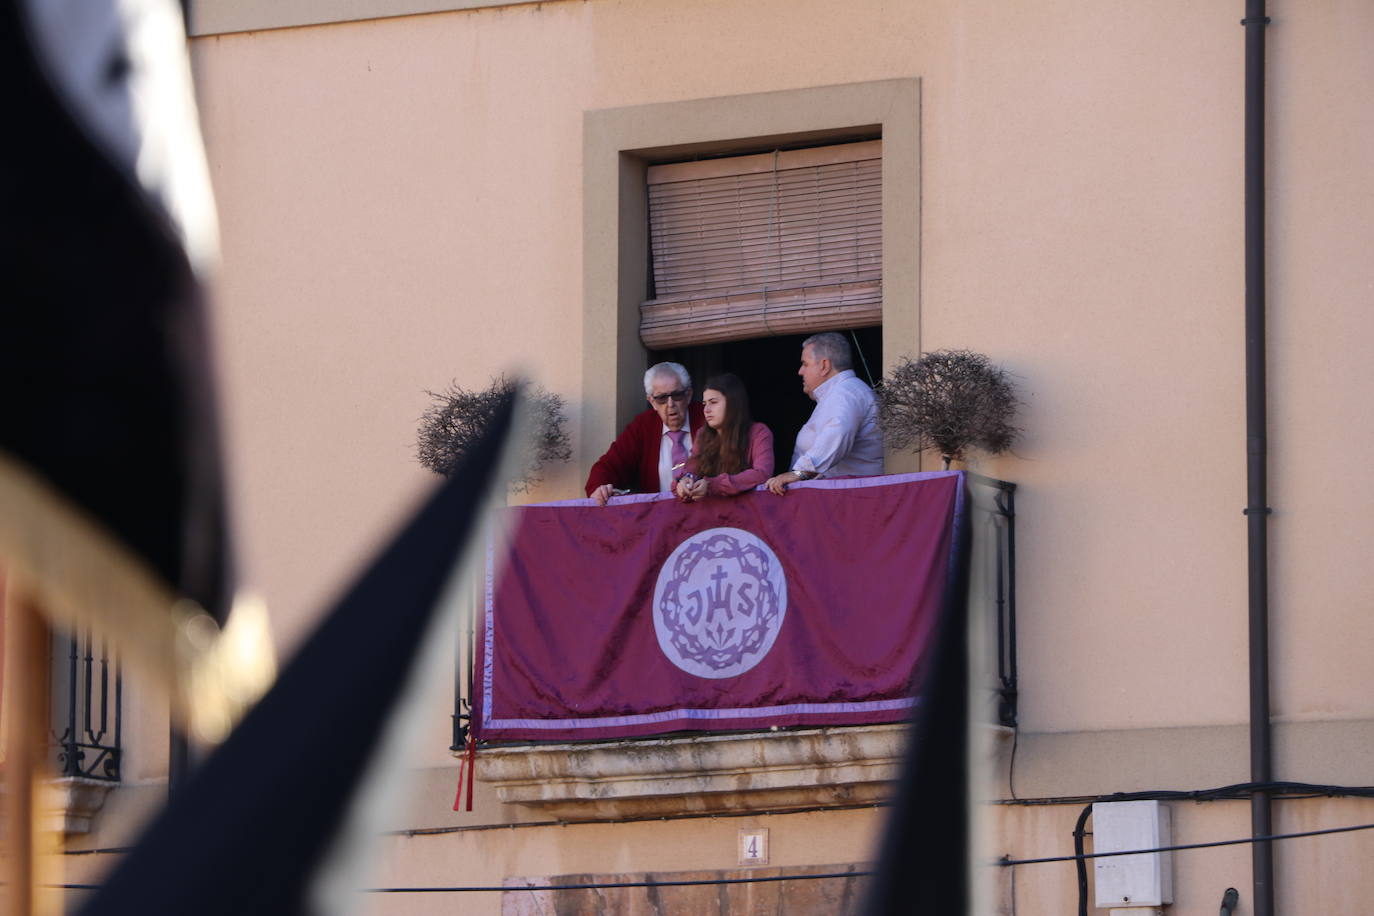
51, 1, 1374, 913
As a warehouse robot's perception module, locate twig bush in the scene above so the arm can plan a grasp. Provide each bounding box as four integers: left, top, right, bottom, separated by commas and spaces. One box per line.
878, 350, 1019, 468
417, 375, 571, 492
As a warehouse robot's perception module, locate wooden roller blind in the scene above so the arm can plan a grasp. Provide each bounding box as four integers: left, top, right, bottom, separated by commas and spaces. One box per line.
641, 139, 882, 349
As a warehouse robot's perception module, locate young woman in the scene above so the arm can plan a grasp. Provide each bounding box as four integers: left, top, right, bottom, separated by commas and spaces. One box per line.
674, 373, 774, 502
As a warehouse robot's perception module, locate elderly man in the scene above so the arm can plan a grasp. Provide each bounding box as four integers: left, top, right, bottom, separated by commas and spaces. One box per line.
585, 362, 706, 506
766, 332, 883, 495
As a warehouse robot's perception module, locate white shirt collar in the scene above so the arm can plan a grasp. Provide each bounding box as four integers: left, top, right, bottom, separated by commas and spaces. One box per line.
814, 369, 856, 402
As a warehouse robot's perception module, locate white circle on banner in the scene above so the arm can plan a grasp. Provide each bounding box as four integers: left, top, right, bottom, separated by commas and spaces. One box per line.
652, 527, 788, 679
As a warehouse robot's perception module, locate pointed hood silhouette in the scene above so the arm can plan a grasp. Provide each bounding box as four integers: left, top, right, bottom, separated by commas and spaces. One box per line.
79, 394, 516, 915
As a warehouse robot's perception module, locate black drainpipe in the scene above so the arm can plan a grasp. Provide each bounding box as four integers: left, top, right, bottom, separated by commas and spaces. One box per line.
1243, 3, 1274, 915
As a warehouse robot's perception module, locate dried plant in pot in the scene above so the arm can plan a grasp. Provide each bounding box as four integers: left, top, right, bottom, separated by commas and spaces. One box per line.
417, 375, 571, 492
878, 349, 1019, 469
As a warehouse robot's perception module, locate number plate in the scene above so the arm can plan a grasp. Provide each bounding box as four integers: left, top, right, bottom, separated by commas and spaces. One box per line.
738, 827, 769, 866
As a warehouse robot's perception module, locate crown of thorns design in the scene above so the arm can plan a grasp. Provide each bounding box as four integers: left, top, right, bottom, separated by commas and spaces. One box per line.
659, 534, 781, 671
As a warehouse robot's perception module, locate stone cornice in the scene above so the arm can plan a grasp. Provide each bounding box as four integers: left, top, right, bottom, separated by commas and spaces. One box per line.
475, 724, 911, 821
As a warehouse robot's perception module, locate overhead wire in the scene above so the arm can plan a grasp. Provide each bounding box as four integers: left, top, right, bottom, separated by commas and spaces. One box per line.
49, 783, 1374, 898
999, 818, 1374, 868
45, 815, 1374, 895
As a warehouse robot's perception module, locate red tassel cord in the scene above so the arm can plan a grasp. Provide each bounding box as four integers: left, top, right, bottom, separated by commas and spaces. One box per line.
452, 733, 477, 812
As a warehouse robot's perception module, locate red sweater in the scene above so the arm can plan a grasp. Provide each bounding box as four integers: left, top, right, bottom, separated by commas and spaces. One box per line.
584, 404, 707, 496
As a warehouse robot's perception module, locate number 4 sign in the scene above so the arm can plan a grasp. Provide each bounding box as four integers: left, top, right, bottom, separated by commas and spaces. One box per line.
738, 827, 769, 866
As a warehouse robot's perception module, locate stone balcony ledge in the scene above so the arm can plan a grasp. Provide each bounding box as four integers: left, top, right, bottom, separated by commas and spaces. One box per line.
475, 723, 914, 821
41, 777, 116, 835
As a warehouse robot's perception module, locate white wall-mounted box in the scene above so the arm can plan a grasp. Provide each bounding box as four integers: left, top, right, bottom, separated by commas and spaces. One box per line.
1093, 800, 1173, 908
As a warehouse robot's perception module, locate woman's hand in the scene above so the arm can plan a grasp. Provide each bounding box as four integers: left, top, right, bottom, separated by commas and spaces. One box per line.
677, 475, 708, 502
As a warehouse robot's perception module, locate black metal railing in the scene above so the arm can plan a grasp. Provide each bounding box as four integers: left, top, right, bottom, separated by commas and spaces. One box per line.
50, 628, 122, 781
967, 474, 1018, 728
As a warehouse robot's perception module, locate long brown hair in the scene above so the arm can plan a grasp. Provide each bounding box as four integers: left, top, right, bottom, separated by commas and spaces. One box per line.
694, 373, 755, 476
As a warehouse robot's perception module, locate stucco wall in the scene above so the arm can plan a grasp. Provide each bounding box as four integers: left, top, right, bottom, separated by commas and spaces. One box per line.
189, 0, 1374, 735
112, 0, 1374, 910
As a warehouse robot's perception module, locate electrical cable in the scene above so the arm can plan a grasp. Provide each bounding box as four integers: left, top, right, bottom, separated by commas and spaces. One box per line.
998, 818, 1374, 867
849, 330, 875, 387
50, 782, 1374, 902
46, 819, 1374, 895
369, 870, 869, 893
43, 871, 873, 894
997, 779, 1374, 807
61, 801, 891, 851
1006, 725, 1020, 800
1030, 781, 1374, 915
1072, 803, 1092, 916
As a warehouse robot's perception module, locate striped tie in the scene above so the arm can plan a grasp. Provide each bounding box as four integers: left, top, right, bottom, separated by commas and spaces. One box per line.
668, 429, 688, 471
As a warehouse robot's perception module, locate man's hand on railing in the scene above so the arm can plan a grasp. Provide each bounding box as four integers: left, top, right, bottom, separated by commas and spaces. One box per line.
765, 470, 807, 495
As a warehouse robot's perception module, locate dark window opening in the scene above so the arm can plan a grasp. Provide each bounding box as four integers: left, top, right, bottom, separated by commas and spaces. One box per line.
650, 326, 882, 474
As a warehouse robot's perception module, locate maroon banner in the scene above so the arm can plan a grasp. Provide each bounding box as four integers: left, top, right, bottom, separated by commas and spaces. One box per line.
473, 471, 966, 742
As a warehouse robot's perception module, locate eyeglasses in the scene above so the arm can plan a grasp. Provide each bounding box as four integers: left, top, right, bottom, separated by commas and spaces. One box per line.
650, 388, 690, 405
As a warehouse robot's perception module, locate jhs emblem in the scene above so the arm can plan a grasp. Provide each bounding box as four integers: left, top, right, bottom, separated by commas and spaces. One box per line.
652, 527, 788, 678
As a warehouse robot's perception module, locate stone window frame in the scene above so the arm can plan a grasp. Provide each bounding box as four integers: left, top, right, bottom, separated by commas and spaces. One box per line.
580, 78, 922, 475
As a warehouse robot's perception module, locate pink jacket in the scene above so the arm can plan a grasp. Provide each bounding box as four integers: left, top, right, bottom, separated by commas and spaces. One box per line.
683, 423, 775, 496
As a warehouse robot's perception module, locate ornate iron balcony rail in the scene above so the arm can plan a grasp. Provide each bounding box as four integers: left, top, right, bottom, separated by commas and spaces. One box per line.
50, 628, 122, 781
967, 474, 1018, 729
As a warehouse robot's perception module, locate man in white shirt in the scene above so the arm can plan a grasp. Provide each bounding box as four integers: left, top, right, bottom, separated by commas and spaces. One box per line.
766, 332, 883, 495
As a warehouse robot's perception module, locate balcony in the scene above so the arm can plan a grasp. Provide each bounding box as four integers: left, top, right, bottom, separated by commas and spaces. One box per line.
46, 628, 121, 834
455, 472, 1015, 820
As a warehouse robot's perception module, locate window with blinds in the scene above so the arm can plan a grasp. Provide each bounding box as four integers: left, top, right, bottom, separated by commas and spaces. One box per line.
641, 139, 881, 349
